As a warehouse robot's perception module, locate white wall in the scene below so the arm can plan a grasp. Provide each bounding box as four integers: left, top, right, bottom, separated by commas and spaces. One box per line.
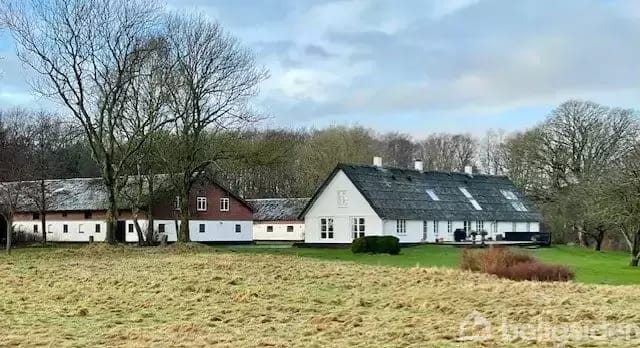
304, 170, 382, 243
14, 220, 108, 242
189, 220, 253, 242
253, 222, 304, 241
382, 220, 424, 243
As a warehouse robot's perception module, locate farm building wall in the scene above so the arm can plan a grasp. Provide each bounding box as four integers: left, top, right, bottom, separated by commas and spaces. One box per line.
253, 221, 305, 241
304, 170, 382, 244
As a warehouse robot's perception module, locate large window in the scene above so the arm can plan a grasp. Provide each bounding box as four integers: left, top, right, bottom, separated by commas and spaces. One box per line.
197, 197, 208, 211
352, 217, 365, 239
476, 220, 484, 232
396, 220, 407, 235
320, 218, 334, 239
463, 221, 471, 233
219, 197, 229, 212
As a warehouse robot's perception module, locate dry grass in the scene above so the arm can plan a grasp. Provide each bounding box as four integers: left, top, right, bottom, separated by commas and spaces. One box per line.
1, 246, 640, 347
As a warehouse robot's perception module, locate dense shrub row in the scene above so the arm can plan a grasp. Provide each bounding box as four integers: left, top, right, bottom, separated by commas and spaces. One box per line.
351, 236, 400, 255
461, 247, 574, 282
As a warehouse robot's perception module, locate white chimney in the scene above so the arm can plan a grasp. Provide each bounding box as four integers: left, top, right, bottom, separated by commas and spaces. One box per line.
464, 165, 473, 175
414, 159, 424, 172
373, 156, 383, 167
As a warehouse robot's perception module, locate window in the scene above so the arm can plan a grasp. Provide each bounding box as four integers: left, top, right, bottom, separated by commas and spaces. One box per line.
174, 196, 180, 210
320, 218, 334, 239
33, 224, 38, 233
235, 224, 241, 233
511, 201, 528, 212
95, 224, 101, 233
500, 189, 518, 200
459, 187, 482, 210
127, 224, 133, 233
491, 221, 498, 234
434, 221, 439, 236
470, 199, 483, 211
197, 197, 208, 211
199, 224, 205, 233
47, 224, 53, 234
219, 197, 229, 212
459, 187, 473, 199
32, 213, 40, 220
287, 226, 294, 233
423, 221, 428, 240
447, 221, 452, 234
158, 224, 166, 233
84, 211, 92, 219
266, 226, 274, 232
476, 221, 484, 232
464, 221, 471, 233
352, 217, 365, 239
512, 222, 517, 232
396, 220, 406, 235
337, 190, 348, 207
63, 224, 68, 233
79, 224, 84, 234
426, 189, 440, 201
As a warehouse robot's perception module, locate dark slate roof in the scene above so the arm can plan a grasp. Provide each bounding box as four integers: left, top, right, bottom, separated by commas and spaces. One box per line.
0, 174, 252, 213
300, 164, 542, 222
247, 198, 309, 221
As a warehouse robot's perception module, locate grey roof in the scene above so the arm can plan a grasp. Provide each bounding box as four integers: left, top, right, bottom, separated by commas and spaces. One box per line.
300, 164, 542, 222
247, 198, 309, 221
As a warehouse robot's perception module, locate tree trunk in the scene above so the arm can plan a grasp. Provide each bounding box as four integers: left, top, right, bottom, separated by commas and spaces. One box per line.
132, 208, 145, 246
106, 184, 118, 244
177, 190, 190, 243
145, 175, 155, 245
6, 216, 12, 253
631, 257, 639, 267
594, 237, 603, 251
576, 224, 589, 247
40, 180, 46, 244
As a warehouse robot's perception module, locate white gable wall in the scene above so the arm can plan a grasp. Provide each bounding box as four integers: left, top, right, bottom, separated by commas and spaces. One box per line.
304, 170, 382, 243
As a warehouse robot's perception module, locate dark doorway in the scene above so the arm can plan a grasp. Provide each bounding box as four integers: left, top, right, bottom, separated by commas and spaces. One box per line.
116, 221, 126, 243
0, 215, 7, 247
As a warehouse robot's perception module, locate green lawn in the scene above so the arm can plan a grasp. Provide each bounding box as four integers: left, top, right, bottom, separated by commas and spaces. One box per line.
221, 244, 640, 285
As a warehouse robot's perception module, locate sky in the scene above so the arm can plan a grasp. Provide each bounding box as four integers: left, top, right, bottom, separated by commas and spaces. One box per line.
1, 0, 639, 136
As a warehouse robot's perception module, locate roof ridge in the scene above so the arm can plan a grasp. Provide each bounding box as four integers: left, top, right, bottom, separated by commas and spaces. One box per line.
337, 162, 508, 178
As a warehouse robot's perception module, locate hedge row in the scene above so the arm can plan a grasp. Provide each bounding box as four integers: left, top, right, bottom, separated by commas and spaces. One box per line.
351, 236, 400, 255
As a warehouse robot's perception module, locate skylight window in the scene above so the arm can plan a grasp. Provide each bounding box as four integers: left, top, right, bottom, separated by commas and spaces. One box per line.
500, 189, 518, 200
511, 201, 528, 212
459, 187, 473, 199
426, 189, 440, 201
470, 199, 483, 211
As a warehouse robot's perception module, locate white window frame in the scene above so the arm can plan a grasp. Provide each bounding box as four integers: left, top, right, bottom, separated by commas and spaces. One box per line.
464, 221, 471, 233
447, 220, 452, 234
433, 221, 439, 237
47, 224, 53, 234
219, 197, 229, 212
396, 219, 407, 235
476, 220, 484, 232
128, 223, 134, 233
320, 218, 334, 239
197, 197, 208, 211
287, 225, 294, 233
158, 224, 166, 233
337, 190, 348, 207
352, 217, 365, 239
266, 225, 274, 232
426, 189, 440, 201
423, 221, 428, 240
470, 199, 483, 211
174, 196, 180, 210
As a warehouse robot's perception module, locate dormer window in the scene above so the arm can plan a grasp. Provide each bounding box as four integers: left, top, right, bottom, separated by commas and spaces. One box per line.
500, 189, 518, 200
511, 201, 528, 212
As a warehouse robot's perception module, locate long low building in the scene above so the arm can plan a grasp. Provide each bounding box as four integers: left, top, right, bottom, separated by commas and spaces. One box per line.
1, 175, 254, 243
248, 198, 309, 242
299, 158, 542, 245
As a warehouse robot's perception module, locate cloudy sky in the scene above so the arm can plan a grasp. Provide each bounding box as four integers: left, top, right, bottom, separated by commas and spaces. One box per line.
1, 0, 639, 135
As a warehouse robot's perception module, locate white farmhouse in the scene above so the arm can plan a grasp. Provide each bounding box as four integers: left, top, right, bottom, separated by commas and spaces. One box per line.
299, 158, 543, 245
248, 198, 308, 242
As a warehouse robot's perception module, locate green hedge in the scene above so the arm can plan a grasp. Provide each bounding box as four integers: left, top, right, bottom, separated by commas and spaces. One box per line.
351, 236, 400, 255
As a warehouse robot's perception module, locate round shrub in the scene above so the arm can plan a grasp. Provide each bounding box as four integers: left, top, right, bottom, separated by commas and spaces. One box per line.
351, 236, 400, 255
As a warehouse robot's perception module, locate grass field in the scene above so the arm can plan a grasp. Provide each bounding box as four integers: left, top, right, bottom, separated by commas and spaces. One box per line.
223, 244, 640, 285
2, 244, 640, 347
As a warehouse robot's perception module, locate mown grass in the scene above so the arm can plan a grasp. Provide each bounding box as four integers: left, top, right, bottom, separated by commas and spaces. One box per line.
222, 244, 640, 285
2, 245, 640, 347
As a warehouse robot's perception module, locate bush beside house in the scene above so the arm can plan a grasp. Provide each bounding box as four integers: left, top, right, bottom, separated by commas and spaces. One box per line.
352, 236, 400, 255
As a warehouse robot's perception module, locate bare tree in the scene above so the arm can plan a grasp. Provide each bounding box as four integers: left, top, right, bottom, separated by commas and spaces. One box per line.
159, 13, 267, 242
418, 133, 476, 172
2, 0, 167, 243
